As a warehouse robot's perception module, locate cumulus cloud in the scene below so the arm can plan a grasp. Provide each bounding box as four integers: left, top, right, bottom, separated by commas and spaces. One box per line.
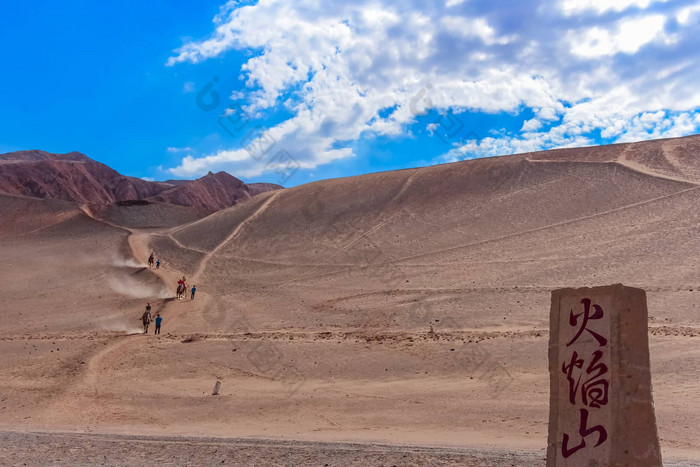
165, 0, 700, 178
568, 14, 669, 58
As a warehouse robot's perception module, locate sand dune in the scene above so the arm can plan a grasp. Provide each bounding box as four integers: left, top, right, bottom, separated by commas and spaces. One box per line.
1, 135, 699, 464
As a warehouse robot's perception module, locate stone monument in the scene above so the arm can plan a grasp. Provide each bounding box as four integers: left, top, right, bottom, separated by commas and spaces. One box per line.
547, 284, 661, 466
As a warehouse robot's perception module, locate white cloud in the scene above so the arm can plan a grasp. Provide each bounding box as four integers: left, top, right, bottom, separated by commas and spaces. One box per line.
165, 0, 700, 178
440, 16, 512, 45
613, 111, 700, 143
442, 108, 700, 163
521, 118, 542, 132
559, 0, 669, 16
568, 15, 668, 58
183, 81, 195, 93
167, 146, 192, 153
676, 4, 700, 25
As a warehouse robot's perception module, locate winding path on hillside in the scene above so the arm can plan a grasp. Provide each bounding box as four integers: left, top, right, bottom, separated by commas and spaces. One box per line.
44, 204, 199, 424
190, 190, 282, 283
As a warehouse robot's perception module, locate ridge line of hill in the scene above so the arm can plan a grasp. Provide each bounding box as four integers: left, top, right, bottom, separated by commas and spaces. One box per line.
0, 150, 283, 211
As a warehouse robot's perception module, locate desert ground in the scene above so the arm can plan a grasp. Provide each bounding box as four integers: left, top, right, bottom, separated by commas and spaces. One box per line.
1, 136, 699, 465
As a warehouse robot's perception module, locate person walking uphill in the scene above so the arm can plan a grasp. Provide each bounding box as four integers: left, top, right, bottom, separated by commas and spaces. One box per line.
191, 285, 196, 300
154, 314, 162, 335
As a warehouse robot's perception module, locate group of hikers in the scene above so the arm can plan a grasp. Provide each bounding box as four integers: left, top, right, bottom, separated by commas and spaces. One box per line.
138, 251, 198, 335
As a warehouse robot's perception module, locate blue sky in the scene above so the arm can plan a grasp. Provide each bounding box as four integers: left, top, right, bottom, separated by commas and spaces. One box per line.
1, 0, 699, 187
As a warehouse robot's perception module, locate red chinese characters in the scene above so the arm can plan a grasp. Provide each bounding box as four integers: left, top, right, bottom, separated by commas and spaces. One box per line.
561, 298, 610, 459
567, 298, 607, 347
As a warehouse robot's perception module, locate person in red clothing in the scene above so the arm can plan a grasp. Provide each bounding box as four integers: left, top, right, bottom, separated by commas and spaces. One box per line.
176, 277, 187, 300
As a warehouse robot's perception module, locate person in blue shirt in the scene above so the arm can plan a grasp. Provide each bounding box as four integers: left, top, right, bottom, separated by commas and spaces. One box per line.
156, 259, 160, 269
191, 285, 197, 300
155, 314, 163, 335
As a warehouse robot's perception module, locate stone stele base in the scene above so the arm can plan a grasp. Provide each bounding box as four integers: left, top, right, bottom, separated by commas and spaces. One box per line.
547, 284, 661, 466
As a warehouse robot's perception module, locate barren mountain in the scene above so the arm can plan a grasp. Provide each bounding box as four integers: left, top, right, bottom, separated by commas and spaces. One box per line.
248, 181, 284, 196
149, 171, 279, 210
0, 150, 283, 210
0, 135, 698, 464
162, 179, 193, 187
0, 150, 169, 203
163, 178, 284, 196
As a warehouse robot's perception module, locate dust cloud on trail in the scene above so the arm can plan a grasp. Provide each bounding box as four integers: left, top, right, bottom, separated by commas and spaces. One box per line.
105, 322, 146, 335
106, 251, 171, 298
108, 275, 172, 299
98, 314, 148, 335
110, 254, 147, 268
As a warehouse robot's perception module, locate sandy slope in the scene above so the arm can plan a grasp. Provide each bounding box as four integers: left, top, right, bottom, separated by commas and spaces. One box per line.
1, 135, 699, 464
